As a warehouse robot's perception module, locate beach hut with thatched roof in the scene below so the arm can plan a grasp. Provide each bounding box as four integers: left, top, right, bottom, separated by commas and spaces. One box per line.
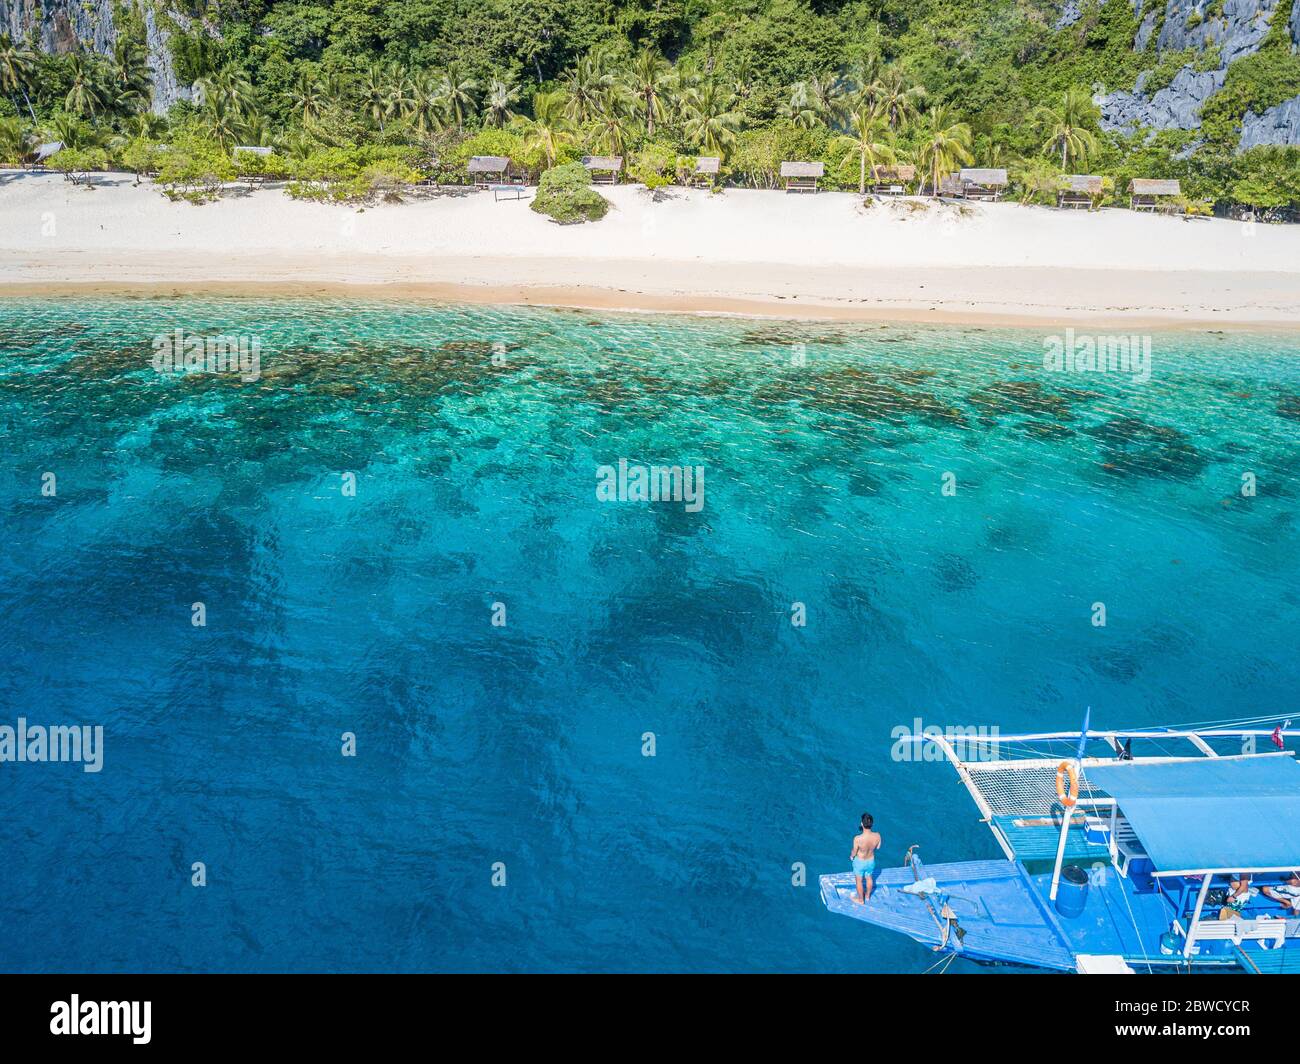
1129, 178, 1181, 213
959, 168, 1008, 201
1058, 174, 1104, 210
582, 155, 623, 185
781, 160, 824, 194
937, 173, 965, 198
468, 155, 511, 187
871, 164, 915, 195
692, 156, 721, 188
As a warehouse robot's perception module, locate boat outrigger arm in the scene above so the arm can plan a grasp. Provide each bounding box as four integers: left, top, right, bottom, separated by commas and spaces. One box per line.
902, 845, 966, 952
821, 724, 1300, 973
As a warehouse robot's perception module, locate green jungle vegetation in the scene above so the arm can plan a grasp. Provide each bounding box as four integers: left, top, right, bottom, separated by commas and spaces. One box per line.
2, 0, 1298, 215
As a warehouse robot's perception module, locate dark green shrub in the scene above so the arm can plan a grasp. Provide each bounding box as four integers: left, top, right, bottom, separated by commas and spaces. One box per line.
531, 162, 609, 224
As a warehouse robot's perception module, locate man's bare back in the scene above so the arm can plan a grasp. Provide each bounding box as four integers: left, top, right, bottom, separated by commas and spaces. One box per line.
850, 813, 881, 903
852, 830, 880, 861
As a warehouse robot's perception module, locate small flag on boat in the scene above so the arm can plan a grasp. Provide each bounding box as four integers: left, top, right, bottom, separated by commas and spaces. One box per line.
1273, 725, 1285, 750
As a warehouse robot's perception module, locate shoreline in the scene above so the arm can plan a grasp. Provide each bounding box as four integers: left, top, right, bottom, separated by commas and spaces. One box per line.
3, 269, 1300, 331
4, 173, 1300, 329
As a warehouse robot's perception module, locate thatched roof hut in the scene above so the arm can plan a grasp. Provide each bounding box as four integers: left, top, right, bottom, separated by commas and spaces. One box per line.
1130, 178, 1180, 196
1058, 174, 1104, 210
1129, 178, 1182, 212
871, 164, 915, 194
468, 155, 510, 174
873, 164, 916, 182
691, 155, 722, 187
954, 167, 1008, 201
1061, 174, 1103, 193
468, 155, 511, 186
781, 160, 824, 193
959, 168, 1008, 186
582, 155, 623, 183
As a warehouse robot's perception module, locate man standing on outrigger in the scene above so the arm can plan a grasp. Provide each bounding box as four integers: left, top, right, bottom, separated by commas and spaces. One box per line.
850, 813, 881, 904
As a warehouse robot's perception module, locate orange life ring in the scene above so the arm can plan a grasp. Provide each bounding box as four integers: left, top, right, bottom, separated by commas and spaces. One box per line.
1056, 761, 1079, 807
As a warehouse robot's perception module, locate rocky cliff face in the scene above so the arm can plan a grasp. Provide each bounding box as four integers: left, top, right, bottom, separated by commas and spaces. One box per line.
1103, 65, 1225, 130
1153, 0, 1277, 62
143, 8, 190, 113
1095, 0, 1300, 149
3, 0, 117, 54
1, 0, 190, 114
1240, 93, 1300, 145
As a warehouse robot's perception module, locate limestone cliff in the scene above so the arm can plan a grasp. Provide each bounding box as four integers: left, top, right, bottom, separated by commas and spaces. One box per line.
1093, 0, 1300, 149
1, 0, 190, 113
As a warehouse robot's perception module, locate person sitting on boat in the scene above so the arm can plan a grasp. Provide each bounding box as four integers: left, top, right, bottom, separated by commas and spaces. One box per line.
1217, 874, 1257, 920
1262, 870, 1300, 912
850, 813, 881, 905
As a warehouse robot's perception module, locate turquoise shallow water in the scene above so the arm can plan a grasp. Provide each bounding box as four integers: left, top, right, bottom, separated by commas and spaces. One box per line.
0, 299, 1298, 972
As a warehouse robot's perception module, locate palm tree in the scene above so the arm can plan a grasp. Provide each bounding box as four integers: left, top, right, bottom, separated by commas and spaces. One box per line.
916, 105, 973, 196
511, 89, 572, 168
871, 67, 926, 132
438, 61, 477, 132
682, 81, 742, 157
562, 53, 612, 125
625, 46, 673, 138
780, 81, 821, 129
833, 104, 896, 194
199, 95, 244, 148
729, 55, 754, 105
65, 52, 109, 122
804, 71, 849, 129
281, 128, 315, 162
843, 56, 881, 108
360, 64, 392, 131
42, 112, 105, 150
1032, 86, 1101, 170
0, 115, 31, 165
784, 82, 821, 129
668, 62, 701, 124
0, 33, 36, 123
384, 72, 415, 124
319, 71, 349, 110
588, 86, 633, 156
196, 68, 255, 121
110, 36, 152, 114
121, 110, 168, 141
287, 70, 324, 122
484, 75, 520, 128
408, 74, 445, 134
240, 112, 275, 147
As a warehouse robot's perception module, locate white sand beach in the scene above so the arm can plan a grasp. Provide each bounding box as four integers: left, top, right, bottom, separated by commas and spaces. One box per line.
2, 170, 1299, 326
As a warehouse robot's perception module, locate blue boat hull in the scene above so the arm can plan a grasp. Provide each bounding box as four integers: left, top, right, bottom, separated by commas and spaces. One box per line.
820, 858, 1281, 972
821, 860, 1079, 970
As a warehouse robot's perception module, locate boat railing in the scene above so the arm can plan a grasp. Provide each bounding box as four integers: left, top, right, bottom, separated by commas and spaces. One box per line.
1185, 916, 1295, 948
914, 729, 1298, 895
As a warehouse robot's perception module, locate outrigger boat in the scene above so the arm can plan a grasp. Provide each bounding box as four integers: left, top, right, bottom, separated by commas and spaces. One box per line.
821, 715, 1300, 973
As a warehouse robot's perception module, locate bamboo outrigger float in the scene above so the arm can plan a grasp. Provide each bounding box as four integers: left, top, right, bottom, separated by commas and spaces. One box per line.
822, 717, 1300, 973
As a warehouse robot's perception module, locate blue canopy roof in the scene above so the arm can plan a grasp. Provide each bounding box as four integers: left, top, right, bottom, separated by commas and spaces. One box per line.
1086, 755, 1300, 876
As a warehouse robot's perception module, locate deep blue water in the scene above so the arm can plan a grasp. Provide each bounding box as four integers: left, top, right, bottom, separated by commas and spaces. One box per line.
1, 299, 1297, 972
